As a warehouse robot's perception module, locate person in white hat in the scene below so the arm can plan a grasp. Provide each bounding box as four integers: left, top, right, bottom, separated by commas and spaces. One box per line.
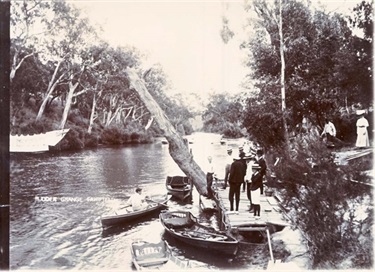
355, 111, 370, 148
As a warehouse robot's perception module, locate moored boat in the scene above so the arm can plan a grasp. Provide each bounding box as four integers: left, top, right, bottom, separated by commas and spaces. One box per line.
10, 129, 70, 153
101, 194, 170, 228
166, 176, 193, 201
160, 211, 239, 256
131, 240, 190, 270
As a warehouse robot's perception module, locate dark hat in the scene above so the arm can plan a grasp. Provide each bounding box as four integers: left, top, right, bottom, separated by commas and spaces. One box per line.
227, 148, 232, 152
239, 146, 244, 151
239, 151, 245, 158
135, 187, 142, 193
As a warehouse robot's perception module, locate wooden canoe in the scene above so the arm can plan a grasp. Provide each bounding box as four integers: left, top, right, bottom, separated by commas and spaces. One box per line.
101, 194, 170, 227
160, 211, 239, 256
166, 176, 193, 201
131, 240, 190, 270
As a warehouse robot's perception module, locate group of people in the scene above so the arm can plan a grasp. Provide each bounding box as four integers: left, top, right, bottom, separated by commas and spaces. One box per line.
206, 145, 267, 219
319, 111, 370, 148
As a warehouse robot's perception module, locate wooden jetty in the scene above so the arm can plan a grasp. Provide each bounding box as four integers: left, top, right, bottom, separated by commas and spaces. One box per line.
333, 147, 373, 165
212, 182, 289, 235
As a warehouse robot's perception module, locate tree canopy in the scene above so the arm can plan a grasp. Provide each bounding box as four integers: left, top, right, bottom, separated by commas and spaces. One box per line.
241, 0, 373, 149
10, 0, 194, 148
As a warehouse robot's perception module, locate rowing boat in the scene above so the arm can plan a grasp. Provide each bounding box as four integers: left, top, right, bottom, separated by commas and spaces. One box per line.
166, 176, 193, 201
160, 211, 239, 256
130, 240, 190, 270
101, 194, 170, 227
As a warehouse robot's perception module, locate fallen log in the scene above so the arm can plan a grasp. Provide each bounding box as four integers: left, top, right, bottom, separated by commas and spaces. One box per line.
126, 68, 208, 196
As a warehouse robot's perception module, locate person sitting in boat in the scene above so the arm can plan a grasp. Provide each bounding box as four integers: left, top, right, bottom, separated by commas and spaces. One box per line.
127, 187, 149, 212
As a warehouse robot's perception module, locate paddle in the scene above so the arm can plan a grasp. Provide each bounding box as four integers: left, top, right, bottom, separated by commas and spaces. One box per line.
146, 198, 169, 207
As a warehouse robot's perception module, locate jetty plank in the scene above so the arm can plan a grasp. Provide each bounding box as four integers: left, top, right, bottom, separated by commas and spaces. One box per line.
213, 182, 289, 232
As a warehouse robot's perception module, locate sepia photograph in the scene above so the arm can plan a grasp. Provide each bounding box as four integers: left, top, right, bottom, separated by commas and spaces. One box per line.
1, 0, 373, 271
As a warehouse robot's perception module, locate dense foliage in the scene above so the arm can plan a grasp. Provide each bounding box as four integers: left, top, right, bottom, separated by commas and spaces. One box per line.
241, 0, 373, 149
268, 136, 373, 268
237, 0, 374, 268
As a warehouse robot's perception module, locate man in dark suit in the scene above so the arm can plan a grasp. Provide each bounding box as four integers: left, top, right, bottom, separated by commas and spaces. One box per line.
228, 151, 247, 212
254, 149, 267, 195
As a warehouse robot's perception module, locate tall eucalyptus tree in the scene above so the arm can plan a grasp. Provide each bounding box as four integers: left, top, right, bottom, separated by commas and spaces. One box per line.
31, 1, 98, 128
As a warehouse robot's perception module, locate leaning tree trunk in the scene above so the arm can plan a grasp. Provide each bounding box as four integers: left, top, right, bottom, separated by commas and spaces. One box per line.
126, 68, 208, 196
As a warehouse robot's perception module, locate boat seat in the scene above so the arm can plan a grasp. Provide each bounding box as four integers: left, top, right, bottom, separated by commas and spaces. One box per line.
166, 176, 190, 188
163, 217, 194, 229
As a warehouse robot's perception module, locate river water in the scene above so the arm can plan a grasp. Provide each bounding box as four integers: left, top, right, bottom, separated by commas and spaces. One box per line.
10, 132, 269, 270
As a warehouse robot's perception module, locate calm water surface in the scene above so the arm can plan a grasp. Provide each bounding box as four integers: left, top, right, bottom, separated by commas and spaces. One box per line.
10, 133, 269, 270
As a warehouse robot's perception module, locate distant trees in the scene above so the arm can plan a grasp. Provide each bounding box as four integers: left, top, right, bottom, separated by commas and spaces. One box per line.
10, 0, 193, 147
202, 93, 245, 137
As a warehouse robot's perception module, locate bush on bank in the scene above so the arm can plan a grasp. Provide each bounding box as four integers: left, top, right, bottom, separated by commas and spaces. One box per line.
267, 137, 373, 269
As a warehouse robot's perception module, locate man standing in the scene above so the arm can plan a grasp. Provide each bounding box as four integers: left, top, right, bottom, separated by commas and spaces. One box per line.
205, 156, 216, 199
222, 148, 233, 189
251, 149, 267, 195
228, 151, 247, 212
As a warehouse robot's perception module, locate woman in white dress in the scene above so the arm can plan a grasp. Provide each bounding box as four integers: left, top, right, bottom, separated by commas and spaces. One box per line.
355, 111, 370, 148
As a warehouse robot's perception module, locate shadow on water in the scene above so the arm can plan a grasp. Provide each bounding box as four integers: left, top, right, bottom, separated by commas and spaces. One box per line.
101, 209, 167, 238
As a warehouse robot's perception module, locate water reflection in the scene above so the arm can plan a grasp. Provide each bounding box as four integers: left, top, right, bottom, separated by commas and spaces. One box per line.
10, 133, 263, 270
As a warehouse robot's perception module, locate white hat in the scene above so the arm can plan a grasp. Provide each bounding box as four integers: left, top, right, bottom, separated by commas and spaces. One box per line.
356, 110, 366, 115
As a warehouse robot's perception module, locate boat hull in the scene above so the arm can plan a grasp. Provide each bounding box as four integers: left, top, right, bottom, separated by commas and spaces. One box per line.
10, 129, 70, 153
165, 176, 193, 201
160, 211, 238, 256
166, 187, 192, 201
101, 195, 170, 227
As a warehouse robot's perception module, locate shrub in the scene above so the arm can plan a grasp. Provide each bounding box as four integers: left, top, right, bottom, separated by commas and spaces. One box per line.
101, 126, 123, 145
271, 137, 373, 268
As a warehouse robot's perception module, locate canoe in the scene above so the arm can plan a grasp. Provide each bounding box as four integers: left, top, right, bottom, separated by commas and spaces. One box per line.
160, 211, 239, 256
101, 194, 170, 227
131, 240, 190, 270
10, 129, 70, 153
166, 176, 193, 201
